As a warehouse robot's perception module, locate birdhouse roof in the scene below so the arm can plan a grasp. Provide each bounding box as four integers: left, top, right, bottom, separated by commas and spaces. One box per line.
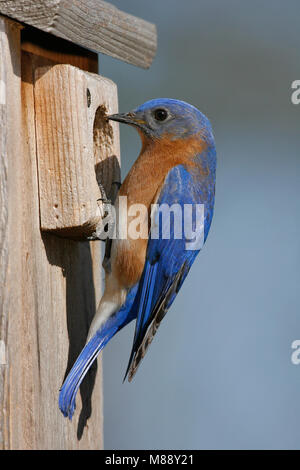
0, 0, 157, 68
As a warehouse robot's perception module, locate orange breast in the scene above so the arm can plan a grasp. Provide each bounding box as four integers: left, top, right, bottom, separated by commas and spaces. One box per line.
112, 134, 207, 288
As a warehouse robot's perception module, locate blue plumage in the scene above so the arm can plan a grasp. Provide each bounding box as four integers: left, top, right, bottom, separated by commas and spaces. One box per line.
123, 161, 215, 380
59, 285, 138, 419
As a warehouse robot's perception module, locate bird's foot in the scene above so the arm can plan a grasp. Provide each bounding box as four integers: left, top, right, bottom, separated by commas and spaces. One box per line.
87, 182, 120, 241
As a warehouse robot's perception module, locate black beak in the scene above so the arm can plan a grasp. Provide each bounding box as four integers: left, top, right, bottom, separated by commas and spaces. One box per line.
108, 112, 146, 129
108, 112, 135, 124
107, 113, 130, 124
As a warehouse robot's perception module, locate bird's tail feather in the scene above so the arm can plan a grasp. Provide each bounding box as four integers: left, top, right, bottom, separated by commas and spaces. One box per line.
59, 325, 117, 420
59, 283, 138, 419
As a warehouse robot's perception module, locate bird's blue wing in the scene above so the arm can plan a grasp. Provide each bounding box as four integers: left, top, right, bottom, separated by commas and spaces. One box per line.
124, 162, 215, 381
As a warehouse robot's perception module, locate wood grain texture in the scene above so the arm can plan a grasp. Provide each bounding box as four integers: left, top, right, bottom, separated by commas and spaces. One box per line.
0, 0, 157, 68
0, 16, 108, 449
34, 63, 120, 238
0, 17, 9, 449
0, 16, 22, 450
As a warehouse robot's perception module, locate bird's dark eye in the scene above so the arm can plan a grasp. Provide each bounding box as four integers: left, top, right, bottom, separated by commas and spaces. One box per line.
153, 108, 168, 121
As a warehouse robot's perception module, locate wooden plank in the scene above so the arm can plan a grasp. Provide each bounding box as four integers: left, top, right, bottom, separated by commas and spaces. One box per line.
0, 17, 9, 450
21, 49, 104, 449
0, 16, 23, 450
34, 63, 120, 238
0, 0, 157, 69
0, 15, 108, 449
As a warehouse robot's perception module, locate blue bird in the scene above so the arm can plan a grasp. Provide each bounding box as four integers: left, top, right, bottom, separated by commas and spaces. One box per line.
59, 98, 216, 419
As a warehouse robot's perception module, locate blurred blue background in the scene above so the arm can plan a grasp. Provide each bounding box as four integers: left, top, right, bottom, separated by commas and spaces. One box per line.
99, 0, 300, 449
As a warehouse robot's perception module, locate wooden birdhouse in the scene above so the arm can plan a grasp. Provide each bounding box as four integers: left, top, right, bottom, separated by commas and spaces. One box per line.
0, 0, 157, 449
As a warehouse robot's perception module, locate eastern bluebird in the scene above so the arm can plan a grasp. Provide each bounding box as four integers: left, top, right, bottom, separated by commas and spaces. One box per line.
59, 98, 216, 419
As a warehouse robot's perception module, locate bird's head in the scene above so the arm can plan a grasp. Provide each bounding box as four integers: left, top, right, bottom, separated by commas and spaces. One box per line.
108, 98, 214, 145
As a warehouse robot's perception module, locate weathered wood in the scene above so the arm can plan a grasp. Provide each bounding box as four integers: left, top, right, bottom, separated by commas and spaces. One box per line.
0, 16, 111, 449
34, 64, 120, 238
0, 0, 157, 69
0, 16, 23, 450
